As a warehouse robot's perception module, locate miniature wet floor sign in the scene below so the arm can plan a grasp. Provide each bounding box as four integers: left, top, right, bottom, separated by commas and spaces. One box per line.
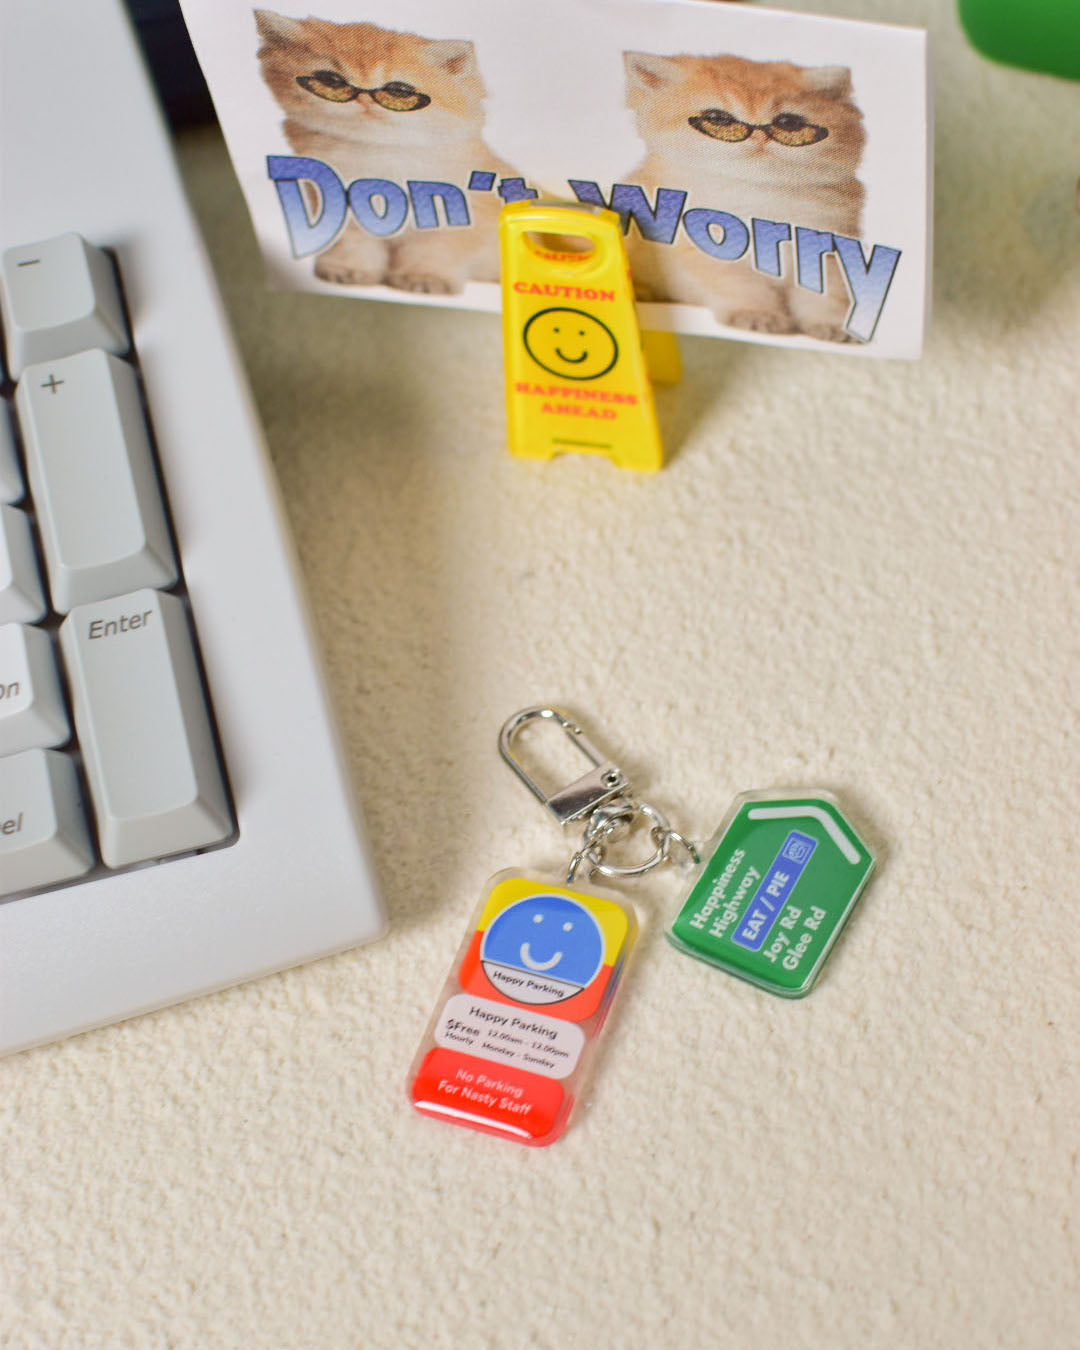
499, 200, 666, 472
668, 793, 875, 997
410, 870, 637, 1145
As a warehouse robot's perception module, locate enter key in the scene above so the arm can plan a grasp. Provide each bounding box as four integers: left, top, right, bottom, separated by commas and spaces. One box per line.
59, 588, 233, 868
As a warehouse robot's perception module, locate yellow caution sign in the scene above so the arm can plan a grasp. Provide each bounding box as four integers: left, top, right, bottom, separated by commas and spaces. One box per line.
499, 200, 674, 473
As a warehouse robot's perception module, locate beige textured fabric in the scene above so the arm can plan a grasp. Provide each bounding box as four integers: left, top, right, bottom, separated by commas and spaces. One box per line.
3, 2, 1078, 1345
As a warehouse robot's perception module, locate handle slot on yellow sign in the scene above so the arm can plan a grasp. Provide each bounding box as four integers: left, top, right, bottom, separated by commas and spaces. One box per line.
499, 201, 678, 473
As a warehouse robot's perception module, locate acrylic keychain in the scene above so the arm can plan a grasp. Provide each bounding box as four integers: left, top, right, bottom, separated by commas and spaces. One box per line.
408, 708, 877, 1145
666, 790, 876, 997
409, 707, 689, 1147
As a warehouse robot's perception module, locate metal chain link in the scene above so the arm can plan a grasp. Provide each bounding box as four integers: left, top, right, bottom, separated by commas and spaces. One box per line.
566, 797, 699, 884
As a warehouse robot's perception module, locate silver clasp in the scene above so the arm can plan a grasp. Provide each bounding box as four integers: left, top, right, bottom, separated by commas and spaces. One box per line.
498, 707, 630, 827
500, 706, 701, 884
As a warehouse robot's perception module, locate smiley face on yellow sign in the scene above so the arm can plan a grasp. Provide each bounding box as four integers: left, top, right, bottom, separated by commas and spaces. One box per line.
522, 307, 619, 381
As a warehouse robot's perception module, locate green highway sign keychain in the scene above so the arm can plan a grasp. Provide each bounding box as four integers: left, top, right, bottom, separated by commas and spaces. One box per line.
667, 791, 875, 996
499, 708, 877, 1000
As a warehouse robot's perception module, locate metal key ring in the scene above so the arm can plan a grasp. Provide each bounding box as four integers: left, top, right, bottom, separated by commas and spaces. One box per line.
663, 829, 702, 867
580, 800, 672, 879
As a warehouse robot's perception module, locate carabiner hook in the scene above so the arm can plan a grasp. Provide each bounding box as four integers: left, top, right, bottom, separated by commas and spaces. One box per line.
498, 707, 630, 826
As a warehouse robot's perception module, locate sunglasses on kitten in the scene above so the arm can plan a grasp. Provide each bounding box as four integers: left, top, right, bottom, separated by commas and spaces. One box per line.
689, 109, 828, 146
297, 70, 431, 111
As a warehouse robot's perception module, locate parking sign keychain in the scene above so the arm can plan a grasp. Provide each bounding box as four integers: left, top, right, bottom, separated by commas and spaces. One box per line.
409, 707, 877, 1146
409, 707, 688, 1147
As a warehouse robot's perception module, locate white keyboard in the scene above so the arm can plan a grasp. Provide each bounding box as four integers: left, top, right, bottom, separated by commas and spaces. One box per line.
0, 0, 386, 1055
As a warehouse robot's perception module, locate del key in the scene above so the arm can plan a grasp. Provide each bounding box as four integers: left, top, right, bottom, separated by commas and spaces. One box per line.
59, 588, 232, 868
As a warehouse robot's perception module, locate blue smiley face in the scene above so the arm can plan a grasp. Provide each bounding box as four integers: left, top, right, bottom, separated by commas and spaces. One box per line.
481, 895, 604, 991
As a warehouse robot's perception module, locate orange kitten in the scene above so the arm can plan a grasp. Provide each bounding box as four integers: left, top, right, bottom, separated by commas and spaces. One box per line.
256, 11, 516, 293
623, 52, 865, 340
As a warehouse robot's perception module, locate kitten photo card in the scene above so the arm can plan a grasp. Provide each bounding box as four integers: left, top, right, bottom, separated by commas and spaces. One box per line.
178, 0, 931, 357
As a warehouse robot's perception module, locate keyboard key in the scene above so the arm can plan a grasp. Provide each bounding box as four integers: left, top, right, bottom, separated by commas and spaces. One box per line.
0, 408, 22, 504
0, 503, 45, 624
59, 588, 231, 868
0, 623, 69, 755
0, 232, 129, 379
0, 747, 94, 897
16, 349, 177, 612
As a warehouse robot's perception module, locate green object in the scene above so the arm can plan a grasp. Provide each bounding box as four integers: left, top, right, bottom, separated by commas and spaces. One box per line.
668, 793, 875, 998
958, 0, 1080, 82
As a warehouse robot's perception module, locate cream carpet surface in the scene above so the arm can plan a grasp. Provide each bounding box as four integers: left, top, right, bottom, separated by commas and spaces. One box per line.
3, 2, 1078, 1346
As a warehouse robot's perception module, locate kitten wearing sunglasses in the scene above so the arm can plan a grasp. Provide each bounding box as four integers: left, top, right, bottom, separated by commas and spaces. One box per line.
256, 11, 517, 293
623, 52, 865, 341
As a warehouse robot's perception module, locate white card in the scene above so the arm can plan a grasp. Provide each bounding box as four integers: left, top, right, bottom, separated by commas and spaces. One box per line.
178, 0, 931, 357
